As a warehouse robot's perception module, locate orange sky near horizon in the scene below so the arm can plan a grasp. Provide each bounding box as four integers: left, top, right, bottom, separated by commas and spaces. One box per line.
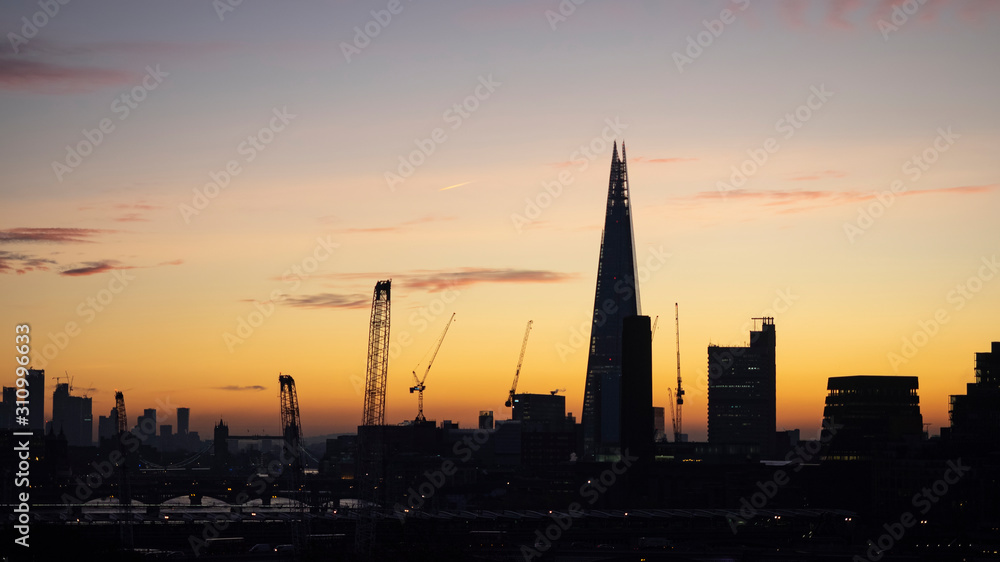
1, 0, 998, 442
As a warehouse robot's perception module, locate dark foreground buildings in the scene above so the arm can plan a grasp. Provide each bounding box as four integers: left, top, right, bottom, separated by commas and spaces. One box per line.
946, 341, 1000, 449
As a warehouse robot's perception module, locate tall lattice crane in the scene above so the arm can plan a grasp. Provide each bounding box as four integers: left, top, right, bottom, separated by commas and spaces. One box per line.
278, 374, 306, 554
356, 280, 391, 556
672, 303, 685, 442
410, 313, 455, 423
505, 320, 533, 408
278, 374, 303, 468
115, 390, 128, 435
114, 391, 133, 550
362, 280, 391, 427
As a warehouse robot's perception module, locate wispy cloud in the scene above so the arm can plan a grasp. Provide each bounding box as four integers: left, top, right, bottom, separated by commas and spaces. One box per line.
214, 385, 267, 392
60, 260, 132, 277
111, 202, 162, 223
0, 55, 136, 94
326, 267, 578, 293
826, 0, 863, 29
0, 39, 235, 94
0, 251, 57, 274
0, 227, 114, 244
58, 258, 182, 277
790, 170, 847, 181
631, 156, 698, 164
399, 268, 577, 292
281, 293, 370, 309
776, 0, 1000, 30
440, 181, 475, 191
339, 215, 456, 235
696, 184, 998, 214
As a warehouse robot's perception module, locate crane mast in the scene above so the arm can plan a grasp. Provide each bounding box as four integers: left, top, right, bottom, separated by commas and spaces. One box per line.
674, 303, 685, 442
411, 312, 455, 423
505, 320, 533, 408
278, 374, 306, 553
357, 280, 391, 555
361, 280, 391, 427
113, 391, 133, 550
115, 391, 128, 435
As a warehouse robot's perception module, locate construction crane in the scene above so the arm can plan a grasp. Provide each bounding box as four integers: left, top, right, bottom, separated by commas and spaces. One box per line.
651, 315, 659, 342
278, 374, 303, 465
52, 371, 74, 391
113, 391, 133, 550
278, 374, 306, 554
115, 391, 128, 435
361, 280, 391, 427
356, 280, 391, 556
505, 320, 533, 408
673, 303, 685, 442
411, 313, 455, 423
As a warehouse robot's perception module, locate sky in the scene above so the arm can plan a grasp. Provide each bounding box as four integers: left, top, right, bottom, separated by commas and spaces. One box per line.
1, 0, 998, 442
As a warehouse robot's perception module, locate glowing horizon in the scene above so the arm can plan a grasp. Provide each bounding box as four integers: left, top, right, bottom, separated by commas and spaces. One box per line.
1, 0, 998, 442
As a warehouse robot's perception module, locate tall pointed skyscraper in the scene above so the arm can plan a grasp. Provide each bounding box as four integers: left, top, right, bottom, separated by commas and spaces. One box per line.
582, 142, 641, 460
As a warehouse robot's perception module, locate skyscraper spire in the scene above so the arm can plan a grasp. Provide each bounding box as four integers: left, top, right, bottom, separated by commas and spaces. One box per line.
581, 141, 641, 460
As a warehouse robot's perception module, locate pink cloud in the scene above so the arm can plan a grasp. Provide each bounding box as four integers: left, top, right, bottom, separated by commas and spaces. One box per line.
790, 170, 848, 181
632, 156, 698, 164
780, 0, 808, 28
0, 227, 114, 244
281, 293, 371, 310
0, 57, 136, 94
698, 183, 998, 214
316, 268, 578, 293
339, 216, 456, 234
0, 251, 57, 275
114, 213, 150, 223
60, 260, 131, 277
827, 0, 863, 29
